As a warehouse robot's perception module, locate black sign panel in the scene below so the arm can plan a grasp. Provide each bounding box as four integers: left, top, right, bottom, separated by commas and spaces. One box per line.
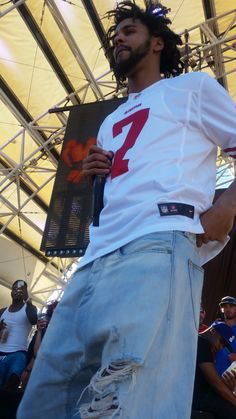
41, 97, 126, 257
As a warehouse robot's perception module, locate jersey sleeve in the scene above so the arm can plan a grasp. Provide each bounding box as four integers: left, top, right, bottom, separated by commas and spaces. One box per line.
200, 73, 236, 159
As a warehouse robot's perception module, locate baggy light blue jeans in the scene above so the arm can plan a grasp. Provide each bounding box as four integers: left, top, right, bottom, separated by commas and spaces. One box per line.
17, 231, 204, 419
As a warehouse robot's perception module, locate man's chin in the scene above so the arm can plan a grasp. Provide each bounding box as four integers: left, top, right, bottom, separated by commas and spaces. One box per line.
114, 62, 133, 79
116, 50, 130, 61
114, 54, 146, 79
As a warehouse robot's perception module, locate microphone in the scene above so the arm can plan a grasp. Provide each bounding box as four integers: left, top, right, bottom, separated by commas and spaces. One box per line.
92, 175, 106, 226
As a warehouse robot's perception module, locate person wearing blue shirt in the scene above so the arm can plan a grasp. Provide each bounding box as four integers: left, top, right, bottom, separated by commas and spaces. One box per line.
215, 296, 236, 375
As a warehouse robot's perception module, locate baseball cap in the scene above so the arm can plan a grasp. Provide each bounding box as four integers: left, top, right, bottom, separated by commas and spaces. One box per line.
219, 296, 236, 307
211, 321, 235, 347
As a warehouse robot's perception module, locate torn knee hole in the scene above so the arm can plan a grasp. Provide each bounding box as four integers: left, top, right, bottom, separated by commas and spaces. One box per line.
77, 358, 140, 418
79, 392, 119, 418
94, 358, 140, 388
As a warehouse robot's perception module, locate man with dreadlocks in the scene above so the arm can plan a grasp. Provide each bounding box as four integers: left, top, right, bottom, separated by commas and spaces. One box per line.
17, 2, 236, 418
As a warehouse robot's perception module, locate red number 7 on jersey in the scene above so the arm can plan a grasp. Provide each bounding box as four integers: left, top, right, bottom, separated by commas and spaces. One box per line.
111, 108, 149, 179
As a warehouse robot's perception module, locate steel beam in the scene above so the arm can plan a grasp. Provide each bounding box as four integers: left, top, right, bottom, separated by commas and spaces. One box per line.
46, 0, 105, 101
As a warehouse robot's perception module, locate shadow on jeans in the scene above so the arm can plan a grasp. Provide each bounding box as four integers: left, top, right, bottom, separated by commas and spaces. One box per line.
0, 389, 23, 419
191, 410, 215, 419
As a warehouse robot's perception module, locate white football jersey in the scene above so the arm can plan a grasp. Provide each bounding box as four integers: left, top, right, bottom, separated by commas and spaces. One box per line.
80, 72, 236, 267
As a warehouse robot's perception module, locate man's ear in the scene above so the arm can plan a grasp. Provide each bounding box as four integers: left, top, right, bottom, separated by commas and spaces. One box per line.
152, 36, 164, 53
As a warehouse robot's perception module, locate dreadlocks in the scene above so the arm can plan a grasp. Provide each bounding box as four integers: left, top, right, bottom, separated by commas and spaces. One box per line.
105, 1, 183, 87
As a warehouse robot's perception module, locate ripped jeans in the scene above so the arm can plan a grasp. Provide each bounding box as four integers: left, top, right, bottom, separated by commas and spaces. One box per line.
17, 231, 203, 419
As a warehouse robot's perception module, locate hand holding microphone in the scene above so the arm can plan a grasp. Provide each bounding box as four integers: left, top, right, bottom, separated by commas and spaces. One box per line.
82, 145, 113, 179
82, 145, 113, 226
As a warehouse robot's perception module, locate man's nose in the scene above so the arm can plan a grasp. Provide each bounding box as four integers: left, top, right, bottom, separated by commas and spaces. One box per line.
114, 32, 125, 46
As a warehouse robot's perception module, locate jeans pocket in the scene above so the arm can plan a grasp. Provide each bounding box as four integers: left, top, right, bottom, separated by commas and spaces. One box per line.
188, 260, 204, 330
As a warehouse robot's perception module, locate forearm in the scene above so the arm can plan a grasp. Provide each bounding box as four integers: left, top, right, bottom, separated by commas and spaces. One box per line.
213, 380, 236, 406
201, 362, 236, 406
25, 357, 35, 372
197, 178, 236, 246
33, 331, 43, 355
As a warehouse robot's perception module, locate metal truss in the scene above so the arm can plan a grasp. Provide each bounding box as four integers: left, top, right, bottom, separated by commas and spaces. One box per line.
0, 257, 77, 307
180, 8, 236, 83
0, 2, 235, 306
179, 8, 236, 181
46, 0, 105, 101
28, 257, 76, 307
0, 0, 27, 18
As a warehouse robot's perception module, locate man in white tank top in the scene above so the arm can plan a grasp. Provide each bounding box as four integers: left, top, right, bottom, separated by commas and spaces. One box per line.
0, 280, 37, 391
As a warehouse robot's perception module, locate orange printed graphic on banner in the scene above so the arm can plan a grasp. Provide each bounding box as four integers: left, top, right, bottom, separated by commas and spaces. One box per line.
62, 137, 96, 183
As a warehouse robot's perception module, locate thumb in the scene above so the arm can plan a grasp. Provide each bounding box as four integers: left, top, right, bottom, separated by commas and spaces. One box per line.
196, 234, 203, 248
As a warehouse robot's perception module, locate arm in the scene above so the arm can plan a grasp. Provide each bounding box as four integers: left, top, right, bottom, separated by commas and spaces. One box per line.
20, 356, 35, 390
0, 307, 6, 319
197, 179, 236, 247
20, 329, 45, 391
25, 301, 38, 325
200, 362, 236, 406
0, 308, 7, 331
197, 74, 236, 247
24, 357, 35, 373
33, 319, 48, 356
0, 319, 7, 331
21, 288, 38, 325
33, 330, 43, 356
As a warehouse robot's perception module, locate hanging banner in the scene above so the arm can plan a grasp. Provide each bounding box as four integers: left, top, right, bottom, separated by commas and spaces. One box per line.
41, 97, 126, 257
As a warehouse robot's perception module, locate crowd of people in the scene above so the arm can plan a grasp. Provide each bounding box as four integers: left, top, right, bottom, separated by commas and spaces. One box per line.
193, 296, 236, 418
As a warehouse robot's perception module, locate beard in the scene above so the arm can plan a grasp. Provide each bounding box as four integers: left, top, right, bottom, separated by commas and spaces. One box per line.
113, 38, 151, 80
225, 313, 236, 320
